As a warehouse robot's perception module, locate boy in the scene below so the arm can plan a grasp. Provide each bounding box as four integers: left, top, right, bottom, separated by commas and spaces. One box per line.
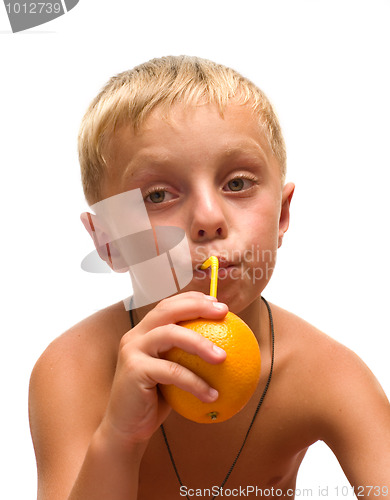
29, 55, 390, 499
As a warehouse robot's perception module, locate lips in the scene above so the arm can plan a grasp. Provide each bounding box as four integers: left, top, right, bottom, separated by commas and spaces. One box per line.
194, 256, 234, 271
216, 258, 234, 269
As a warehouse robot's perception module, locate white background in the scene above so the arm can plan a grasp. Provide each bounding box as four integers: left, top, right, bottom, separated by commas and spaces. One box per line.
1, 1, 389, 498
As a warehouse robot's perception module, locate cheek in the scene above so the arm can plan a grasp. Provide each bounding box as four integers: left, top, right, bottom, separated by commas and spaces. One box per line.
242, 200, 280, 241
239, 202, 280, 262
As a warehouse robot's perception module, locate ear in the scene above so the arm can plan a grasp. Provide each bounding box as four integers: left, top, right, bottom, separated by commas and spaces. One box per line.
278, 182, 295, 248
80, 212, 113, 268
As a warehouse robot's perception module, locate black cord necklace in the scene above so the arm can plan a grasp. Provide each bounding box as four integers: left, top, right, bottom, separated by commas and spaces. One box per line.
129, 296, 275, 499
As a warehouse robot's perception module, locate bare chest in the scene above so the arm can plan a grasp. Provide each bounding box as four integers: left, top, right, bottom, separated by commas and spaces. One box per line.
137, 394, 312, 500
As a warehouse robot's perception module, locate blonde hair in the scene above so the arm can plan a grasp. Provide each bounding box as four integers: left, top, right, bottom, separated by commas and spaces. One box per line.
78, 55, 287, 204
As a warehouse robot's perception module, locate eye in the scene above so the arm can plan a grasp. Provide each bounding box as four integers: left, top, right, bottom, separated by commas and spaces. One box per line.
223, 175, 257, 193
144, 187, 175, 204
147, 190, 166, 203
227, 178, 245, 191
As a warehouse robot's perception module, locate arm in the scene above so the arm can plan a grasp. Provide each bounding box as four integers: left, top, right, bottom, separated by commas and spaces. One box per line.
319, 344, 390, 498
29, 292, 227, 500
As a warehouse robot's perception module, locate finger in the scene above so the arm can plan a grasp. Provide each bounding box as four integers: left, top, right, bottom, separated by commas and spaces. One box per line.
144, 323, 227, 364
143, 357, 219, 403
141, 292, 228, 332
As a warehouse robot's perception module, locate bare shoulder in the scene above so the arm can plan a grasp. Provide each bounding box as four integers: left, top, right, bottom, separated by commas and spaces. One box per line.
33, 303, 130, 375
28, 301, 130, 499
30, 301, 129, 400
269, 302, 390, 445
269, 303, 390, 486
270, 302, 388, 398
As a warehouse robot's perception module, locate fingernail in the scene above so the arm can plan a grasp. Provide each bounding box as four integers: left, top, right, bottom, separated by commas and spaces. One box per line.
208, 388, 219, 401
212, 344, 225, 356
205, 295, 217, 301
212, 302, 227, 311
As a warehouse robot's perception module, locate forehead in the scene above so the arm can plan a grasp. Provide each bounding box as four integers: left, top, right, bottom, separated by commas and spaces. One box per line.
103, 103, 279, 193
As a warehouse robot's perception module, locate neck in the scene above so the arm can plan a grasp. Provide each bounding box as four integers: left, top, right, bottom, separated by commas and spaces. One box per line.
130, 299, 158, 326
236, 295, 265, 344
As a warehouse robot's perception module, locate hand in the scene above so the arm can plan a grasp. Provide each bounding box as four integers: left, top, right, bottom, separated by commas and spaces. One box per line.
100, 292, 228, 447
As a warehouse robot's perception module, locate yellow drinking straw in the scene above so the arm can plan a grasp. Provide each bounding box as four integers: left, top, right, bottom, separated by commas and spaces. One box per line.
201, 256, 219, 298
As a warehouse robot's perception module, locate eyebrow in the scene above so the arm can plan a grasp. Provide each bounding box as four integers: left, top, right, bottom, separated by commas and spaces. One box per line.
125, 140, 269, 180
222, 143, 268, 161
124, 154, 177, 181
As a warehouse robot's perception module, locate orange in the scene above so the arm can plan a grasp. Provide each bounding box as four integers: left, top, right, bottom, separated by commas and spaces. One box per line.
160, 311, 261, 423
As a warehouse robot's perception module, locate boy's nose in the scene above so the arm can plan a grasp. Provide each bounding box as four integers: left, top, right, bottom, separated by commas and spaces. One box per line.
189, 192, 228, 242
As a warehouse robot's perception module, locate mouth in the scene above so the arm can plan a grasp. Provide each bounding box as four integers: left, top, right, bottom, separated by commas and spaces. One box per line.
193, 256, 239, 277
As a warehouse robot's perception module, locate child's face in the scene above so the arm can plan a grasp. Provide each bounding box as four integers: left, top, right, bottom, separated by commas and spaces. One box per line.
102, 103, 294, 313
